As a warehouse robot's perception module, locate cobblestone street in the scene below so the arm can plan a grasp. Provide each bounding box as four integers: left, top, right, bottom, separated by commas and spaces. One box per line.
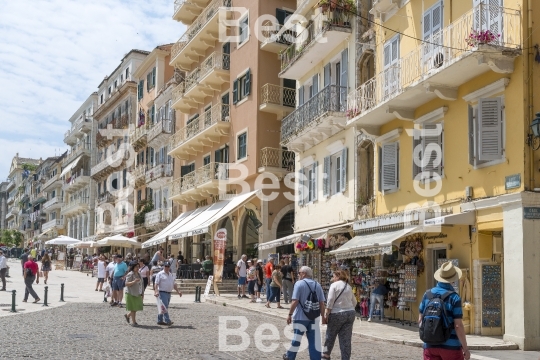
0, 300, 422, 359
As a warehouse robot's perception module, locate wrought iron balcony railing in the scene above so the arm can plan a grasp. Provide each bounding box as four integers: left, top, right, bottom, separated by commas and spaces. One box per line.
260, 84, 296, 108
260, 148, 295, 171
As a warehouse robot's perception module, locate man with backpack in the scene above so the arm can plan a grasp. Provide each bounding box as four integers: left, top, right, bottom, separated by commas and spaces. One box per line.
283, 266, 326, 360
419, 261, 470, 360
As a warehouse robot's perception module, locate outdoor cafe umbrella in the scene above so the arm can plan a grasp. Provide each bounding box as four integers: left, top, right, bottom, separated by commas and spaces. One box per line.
45, 235, 81, 246
94, 234, 141, 248
67, 241, 97, 249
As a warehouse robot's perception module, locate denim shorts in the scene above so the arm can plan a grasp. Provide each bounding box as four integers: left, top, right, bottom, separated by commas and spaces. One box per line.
97, 278, 104, 283
238, 276, 246, 286
112, 277, 125, 291
247, 280, 256, 295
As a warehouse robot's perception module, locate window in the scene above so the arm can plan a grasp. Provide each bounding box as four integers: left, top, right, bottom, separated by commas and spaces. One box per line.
239, 15, 249, 44
108, 86, 112, 95
423, 2, 443, 67
138, 80, 144, 100
469, 97, 504, 167
114, 80, 118, 89
383, 36, 400, 96
100, 94, 103, 104
204, 155, 211, 165
298, 162, 318, 206
122, 169, 127, 188
237, 132, 247, 160
379, 142, 399, 192
120, 74, 123, 83
233, 70, 251, 104
412, 123, 444, 181
125, 68, 130, 79
323, 148, 348, 197
147, 67, 156, 91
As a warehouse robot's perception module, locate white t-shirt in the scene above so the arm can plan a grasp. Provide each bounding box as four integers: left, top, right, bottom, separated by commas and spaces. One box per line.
236, 259, 247, 277
105, 262, 115, 278
97, 260, 106, 278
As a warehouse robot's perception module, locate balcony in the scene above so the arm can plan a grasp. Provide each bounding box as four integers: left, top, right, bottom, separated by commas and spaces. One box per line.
7, 196, 15, 204
6, 179, 15, 191
95, 114, 132, 149
144, 208, 173, 229
91, 150, 129, 180
96, 192, 115, 207
171, 52, 230, 113
63, 170, 91, 193
258, 148, 296, 179
173, 0, 210, 25
169, 103, 230, 160
61, 198, 90, 216
129, 123, 149, 152
170, 162, 229, 203
42, 174, 62, 191
64, 142, 91, 164
42, 219, 64, 232
170, 0, 232, 70
43, 196, 64, 212
347, 4, 521, 128
131, 165, 147, 188
260, 23, 294, 54
64, 118, 93, 145
146, 163, 173, 189
148, 119, 174, 149
281, 85, 347, 151
280, 11, 352, 80
5, 206, 18, 220
32, 191, 47, 205
259, 84, 296, 120
370, 0, 401, 21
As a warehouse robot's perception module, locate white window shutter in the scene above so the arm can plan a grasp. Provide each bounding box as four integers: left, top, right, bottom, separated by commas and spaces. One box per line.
340, 148, 347, 193
382, 143, 398, 191
412, 132, 422, 178
422, 124, 443, 178
324, 64, 331, 88
478, 98, 502, 161
298, 168, 304, 206
468, 105, 475, 166
312, 162, 318, 202
323, 156, 330, 197
383, 42, 391, 68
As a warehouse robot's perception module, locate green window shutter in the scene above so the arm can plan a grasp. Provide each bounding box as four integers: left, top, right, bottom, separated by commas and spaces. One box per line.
152, 67, 156, 88
245, 69, 251, 96
151, 105, 155, 124
323, 156, 330, 197
340, 147, 347, 193
233, 79, 239, 104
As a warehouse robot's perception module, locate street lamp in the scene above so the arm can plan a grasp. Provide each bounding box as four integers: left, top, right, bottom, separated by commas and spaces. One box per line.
528, 112, 540, 150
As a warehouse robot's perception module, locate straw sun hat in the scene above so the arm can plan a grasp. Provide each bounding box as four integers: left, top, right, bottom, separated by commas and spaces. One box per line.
434, 261, 462, 284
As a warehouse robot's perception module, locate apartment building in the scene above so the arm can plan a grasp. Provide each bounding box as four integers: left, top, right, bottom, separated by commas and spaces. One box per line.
91, 50, 149, 239
332, 0, 540, 350
130, 45, 176, 243
145, 0, 297, 261
59, 94, 98, 241
0, 182, 7, 230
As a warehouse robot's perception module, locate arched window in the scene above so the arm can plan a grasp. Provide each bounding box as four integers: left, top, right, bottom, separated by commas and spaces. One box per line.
276, 210, 294, 255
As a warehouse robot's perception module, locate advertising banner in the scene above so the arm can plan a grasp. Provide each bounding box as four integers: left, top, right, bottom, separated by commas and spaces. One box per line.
213, 228, 227, 283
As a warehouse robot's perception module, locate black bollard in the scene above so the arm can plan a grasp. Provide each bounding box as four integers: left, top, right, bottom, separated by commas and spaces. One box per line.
43, 286, 49, 307
195, 286, 201, 303
10, 290, 16, 313
60, 283, 65, 302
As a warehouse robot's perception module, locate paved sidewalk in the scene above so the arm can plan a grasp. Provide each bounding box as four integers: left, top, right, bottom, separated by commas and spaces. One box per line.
0, 258, 199, 317
204, 294, 519, 351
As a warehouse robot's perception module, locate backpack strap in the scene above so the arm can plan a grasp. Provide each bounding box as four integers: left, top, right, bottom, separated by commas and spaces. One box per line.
426, 290, 434, 300
440, 291, 454, 301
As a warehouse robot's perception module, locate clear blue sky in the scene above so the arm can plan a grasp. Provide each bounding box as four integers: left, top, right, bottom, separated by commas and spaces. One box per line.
0, 0, 184, 177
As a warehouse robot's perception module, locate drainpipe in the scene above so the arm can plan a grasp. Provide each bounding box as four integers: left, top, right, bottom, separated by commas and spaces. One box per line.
526, 0, 534, 190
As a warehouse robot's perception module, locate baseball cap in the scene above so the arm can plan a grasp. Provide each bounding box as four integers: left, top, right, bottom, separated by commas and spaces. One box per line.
247, 260, 252, 263
162, 261, 171, 267
257, 259, 263, 263
115, 254, 123, 258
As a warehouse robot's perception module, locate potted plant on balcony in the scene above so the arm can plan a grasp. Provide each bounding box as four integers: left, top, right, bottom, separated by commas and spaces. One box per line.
318, 0, 330, 12
465, 29, 500, 47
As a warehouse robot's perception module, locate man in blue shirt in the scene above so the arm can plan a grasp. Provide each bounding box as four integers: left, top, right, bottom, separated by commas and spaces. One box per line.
283, 266, 326, 360
419, 261, 470, 360
111, 255, 128, 307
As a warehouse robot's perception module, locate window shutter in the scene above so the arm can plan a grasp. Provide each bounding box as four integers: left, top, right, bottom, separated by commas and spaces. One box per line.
341, 48, 348, 91
298, 168, 304, 206
412, 131, 422, 178
382, 143, 398, 191
233, 79, 239, 104
152, 67, 156, 87
383, 42, 391, 68
276, 8, 286, 25
147, 73, 151, 91
299, 86, 304, 106
422, 124, 443, 178
468, 105, 475, 166
311, 162, 318, 202
324, 64, 331, 88
478, 98, 502, 161
245, 69, 251, 96
312, 74, 319, 95
323, 156, 330, 197
340, 147, 347, 193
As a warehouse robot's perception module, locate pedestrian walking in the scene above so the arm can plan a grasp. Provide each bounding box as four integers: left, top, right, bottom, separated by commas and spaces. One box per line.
264, 257, 275, 300
323, 270, 357, 360
105, 258, 115, 303
419, 261, 470, 360
154, 261, 182, 326
23, 255, 40, 303
138, 259, 150, 300
246, 259, 256, 302
0, 250, 8, 291
281, 258, 295, 304
255, 259, 264, 303
30, 247, 37, 260
283, 266, 326, 360
111, 255, 128, 307
168, 255, 177, 279
95, 255, 106, 291
124, 261, 143, 326
41, 253, 52, 285
236, 254, 248, 299
20, 249, 29, 276
266, 264, 284, 309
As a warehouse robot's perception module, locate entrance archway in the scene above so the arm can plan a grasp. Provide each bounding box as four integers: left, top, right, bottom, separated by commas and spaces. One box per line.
220, 217, 234, 263
242, 214, 259, 259
276, 210, 294, 255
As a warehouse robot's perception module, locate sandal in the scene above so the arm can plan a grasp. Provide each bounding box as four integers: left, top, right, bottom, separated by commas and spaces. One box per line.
265, 304, 271, 308
131, 322, 139, 327
277, 306, 285, 309
124, 314, 130, 324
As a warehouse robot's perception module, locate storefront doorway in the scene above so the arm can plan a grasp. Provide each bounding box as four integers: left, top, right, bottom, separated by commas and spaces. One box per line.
242, 215, 259, 259
427, 247, 447, 288
275, 210, 294, 256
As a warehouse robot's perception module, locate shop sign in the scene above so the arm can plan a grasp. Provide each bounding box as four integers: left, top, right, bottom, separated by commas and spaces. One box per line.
505, 174, 521, 190
423, 233, 448, 241
523, 207, 540, 220
213, 228, 227, 283
203, 275, 213, 298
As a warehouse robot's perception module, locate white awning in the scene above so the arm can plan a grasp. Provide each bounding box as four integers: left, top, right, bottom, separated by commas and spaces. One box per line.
329, 227, 421, 259
60, 155, 83, 177
141, 209, 198, 248
258, 234, 299, 251
38, 227, 54, 238
168, 190, 260, 240
424, 211, 476, 226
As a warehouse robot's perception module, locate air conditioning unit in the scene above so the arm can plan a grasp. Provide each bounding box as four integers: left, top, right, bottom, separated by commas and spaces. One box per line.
492, 234, 502, 254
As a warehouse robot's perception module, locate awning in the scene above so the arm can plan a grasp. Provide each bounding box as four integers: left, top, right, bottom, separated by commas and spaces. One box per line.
258, 234, 299, 251
168, 190, 260, 240
38, 228, 54, 238
329, 227, 420, 259
60, 155, 83, 177
141, 209, 200, 248
424, 211, 476, 226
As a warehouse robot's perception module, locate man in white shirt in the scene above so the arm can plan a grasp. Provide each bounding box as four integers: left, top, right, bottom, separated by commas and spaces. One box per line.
154, 261, 182, 326
0, 250, 8, 291
95, 255, 107, 292
236, 254, 248, 299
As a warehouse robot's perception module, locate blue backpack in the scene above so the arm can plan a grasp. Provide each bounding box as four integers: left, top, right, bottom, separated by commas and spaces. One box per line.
419, 290, 454, 345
